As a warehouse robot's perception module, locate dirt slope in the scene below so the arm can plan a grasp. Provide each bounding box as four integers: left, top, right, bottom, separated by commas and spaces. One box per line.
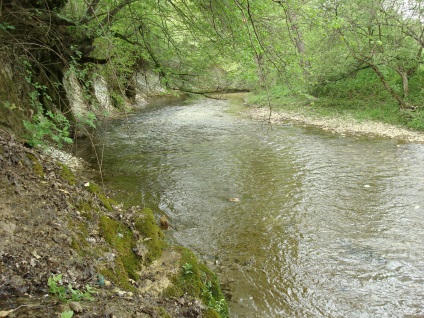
0, 130, 221, 317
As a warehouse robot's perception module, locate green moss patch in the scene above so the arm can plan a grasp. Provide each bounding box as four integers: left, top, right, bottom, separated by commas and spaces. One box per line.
58, 162, 76, 185
159, 307, 172, 318
86, 182, 117, 211
164, 247, 229, 318
26, 153, 45, 177
67, 218, 90, 255
134, 208, 165, 263
99, 215, 140, 286
76, 199, 96, 220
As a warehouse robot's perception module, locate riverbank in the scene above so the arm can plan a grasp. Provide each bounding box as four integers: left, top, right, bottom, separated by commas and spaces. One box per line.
243, 104, 424, 143
0, 130, 228, 317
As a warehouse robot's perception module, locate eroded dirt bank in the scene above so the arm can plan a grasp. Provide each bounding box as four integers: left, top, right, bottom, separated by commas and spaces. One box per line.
0, 130, 227, 318
243, 106, 424, 143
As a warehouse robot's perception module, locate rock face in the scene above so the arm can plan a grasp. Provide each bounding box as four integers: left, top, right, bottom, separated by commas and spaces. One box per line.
134, 70, 165, 106
63, 71, 89, 119
63, 68, 166, 128
93, 76, 113, 112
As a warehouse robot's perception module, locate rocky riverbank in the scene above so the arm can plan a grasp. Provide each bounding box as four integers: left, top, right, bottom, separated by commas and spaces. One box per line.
243, 106, 424, 143
0, 130, 228, 318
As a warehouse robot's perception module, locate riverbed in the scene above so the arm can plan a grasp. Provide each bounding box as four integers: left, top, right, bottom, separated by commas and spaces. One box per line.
77, 96, 424, 317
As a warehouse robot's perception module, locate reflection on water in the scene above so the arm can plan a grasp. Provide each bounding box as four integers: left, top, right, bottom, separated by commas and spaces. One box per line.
77, 97, 424, 317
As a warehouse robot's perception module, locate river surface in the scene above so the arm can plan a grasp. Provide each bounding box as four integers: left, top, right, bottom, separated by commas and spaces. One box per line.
77, 96, 424, 317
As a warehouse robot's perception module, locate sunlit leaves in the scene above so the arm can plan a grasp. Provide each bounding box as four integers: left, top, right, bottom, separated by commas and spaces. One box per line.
57, 0, 424, 101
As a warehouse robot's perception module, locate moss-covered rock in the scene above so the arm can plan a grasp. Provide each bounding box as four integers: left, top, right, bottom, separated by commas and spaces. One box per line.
164, 247, 229, 318
134, 208, 165, 263
68, 187, 167, 291
99, 215, 140, 286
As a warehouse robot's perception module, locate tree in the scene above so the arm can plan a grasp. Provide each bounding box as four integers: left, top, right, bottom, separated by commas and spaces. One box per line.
318, 0, 423, 109
272, 0, 310, 81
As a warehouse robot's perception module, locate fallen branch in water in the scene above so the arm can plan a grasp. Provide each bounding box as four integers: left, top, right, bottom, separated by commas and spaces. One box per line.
174, 87, 250, 100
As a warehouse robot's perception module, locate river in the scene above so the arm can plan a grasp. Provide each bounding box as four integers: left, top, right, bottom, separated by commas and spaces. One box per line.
77, 96, 424, 317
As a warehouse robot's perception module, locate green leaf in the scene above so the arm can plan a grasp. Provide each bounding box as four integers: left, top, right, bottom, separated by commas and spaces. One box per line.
60, 311, 74, 318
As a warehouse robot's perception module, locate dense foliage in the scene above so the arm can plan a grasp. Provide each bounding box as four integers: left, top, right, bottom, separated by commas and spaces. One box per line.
1, 0, 424, 139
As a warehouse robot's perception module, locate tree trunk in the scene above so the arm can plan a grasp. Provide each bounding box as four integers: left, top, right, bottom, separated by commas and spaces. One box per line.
370, 64, 409, 109
255, 53, 266, 87
286, 7, 310, 79
395, 69, 409, 99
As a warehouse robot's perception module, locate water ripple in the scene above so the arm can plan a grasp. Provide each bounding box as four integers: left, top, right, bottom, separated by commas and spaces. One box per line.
79, 98, 424, 317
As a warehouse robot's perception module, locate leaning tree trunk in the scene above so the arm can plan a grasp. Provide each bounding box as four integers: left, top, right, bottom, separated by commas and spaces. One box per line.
370, 64, 410, 110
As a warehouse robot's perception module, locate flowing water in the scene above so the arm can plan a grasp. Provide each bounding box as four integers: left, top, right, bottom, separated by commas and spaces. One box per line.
77, 96, 424, 317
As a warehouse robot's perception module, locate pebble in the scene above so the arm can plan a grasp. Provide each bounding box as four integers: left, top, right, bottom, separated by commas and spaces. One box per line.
114, 288, 126, 297
69, 301, 83, 313
160, 215, 169, 230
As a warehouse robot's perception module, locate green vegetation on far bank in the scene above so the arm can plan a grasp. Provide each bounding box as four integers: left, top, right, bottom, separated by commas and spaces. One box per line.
247, 68, 424, 132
